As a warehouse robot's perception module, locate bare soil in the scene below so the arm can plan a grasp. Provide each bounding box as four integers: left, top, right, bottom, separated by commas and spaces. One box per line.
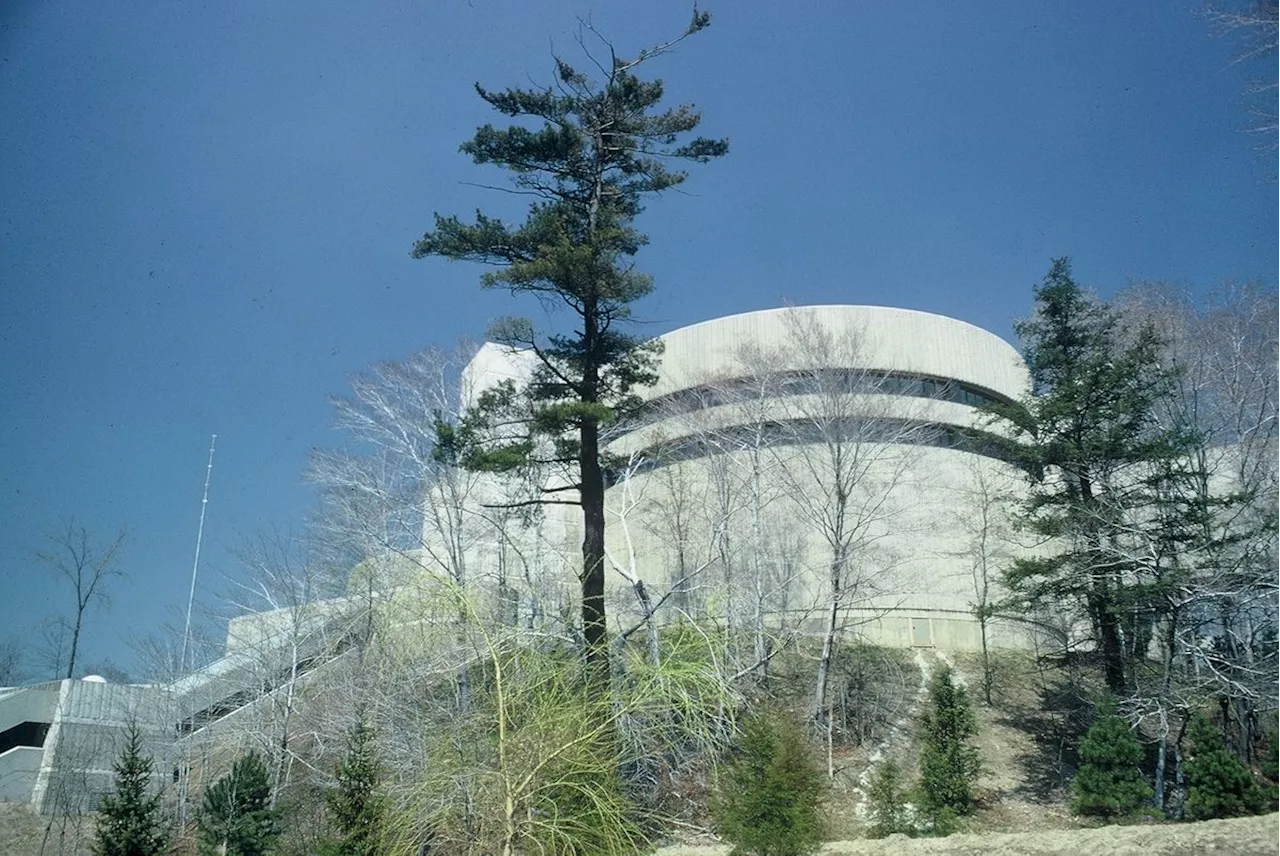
655, 812, 1278, 856
0, 801, 95, 856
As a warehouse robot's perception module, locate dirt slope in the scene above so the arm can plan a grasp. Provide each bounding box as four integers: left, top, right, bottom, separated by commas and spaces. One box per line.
656, 812, 1278, 856
658, 650, 1277, 855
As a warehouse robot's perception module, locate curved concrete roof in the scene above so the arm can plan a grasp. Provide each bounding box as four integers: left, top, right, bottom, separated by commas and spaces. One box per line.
648, 305, 1029, 401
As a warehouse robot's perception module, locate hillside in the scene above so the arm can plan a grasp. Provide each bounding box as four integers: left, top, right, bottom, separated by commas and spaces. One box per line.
4, 644, 1274, 855
654, 645, 1276, 854
657, 813, 1279, 856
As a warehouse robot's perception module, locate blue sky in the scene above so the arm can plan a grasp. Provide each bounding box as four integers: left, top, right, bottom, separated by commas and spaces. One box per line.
1, 1, 1275, 679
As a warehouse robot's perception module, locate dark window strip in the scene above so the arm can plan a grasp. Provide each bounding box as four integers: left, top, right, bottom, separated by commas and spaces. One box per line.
0, 720, 51, 754
625, 369, 1011, 432
606, 418, 1015, 481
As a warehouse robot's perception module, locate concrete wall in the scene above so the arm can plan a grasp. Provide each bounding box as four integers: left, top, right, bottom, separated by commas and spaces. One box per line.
0, 683, 60, 736
0, 679, 172, 813
0, 747, 43, 803
438, 305, 1043, 653
598, 306, 1035, 650
644, 305, 1028, 401
38, 680, 171, 813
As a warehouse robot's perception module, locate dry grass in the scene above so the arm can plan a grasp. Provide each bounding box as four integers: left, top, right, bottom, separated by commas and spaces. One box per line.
0, 802, 96, 856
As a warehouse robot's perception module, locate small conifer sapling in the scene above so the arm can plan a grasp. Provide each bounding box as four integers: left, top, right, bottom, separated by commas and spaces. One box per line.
712, 713, 826, 856
197, 750, 281, 856
917, 665, 981, 828
1071, 705, 1152, 818
1183, 714, 1266, 821
93, 721, 171, 856
320, 714, 387, 856
865, 759, 912, 839
1259, 727, 1279, 807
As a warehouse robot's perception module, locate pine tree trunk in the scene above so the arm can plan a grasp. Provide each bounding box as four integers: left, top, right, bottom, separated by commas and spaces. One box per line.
580, 416, 607, 680
1095, 596, 1127, 694
578, 287, 609, 686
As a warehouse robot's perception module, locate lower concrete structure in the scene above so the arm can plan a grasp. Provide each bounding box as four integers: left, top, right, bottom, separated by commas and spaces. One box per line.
0, 599, 359, 813
0, 678, 168, 812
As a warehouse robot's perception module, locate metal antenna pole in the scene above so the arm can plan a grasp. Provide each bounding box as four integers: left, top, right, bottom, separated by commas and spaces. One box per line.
180, 434, 216, 675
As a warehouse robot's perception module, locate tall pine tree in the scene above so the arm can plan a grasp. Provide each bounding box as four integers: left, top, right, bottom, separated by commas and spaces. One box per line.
93, 722, 170, 856
993, 258, 1190, 694
413, 12, 726, 677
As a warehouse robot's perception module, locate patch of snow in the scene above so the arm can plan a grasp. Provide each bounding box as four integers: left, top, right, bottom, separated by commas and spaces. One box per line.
851, 649, 936, 819
934, 649, 967, 687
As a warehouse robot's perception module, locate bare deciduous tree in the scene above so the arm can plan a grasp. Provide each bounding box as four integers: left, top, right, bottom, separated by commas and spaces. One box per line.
0, 636, 27, 686
34, 520, 127, 680
767, 312, 932, 724
1205, 0, 1279, 156
636, 447, 712, 618
308, 343, 565, 713
709, 344, 806, 680
614, 351, 814, 684
309, 345, 481, 569
950, 457, 1021, 705
1115, 281, 1278, 781
224, 527, 345, 804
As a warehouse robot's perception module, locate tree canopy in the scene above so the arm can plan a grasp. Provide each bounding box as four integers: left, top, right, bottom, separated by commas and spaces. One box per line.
93, 722, 170, 856
993, 258, 1196, 694
413, 12, 727, 673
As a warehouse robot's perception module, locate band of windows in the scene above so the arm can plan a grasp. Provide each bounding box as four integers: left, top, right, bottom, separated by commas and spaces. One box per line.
607, 417, 1014, 480
625, 369, 1010, 432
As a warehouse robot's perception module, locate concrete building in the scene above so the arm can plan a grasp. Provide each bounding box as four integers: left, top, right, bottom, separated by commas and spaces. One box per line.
612, 305, 1042, 649
1, 303, 1047, 813
0, 677, 168, 811
0, 600, 359, 813
465, 305, 1047, 651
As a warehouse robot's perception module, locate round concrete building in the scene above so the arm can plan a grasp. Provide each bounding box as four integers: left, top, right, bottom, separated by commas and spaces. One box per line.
596, 305, 1037, 651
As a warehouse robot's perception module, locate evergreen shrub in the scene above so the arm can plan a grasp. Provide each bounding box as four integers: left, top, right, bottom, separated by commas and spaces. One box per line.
865, 759, 912, 839
712, 712, 825, 856
1071, 705, 1152, 819
197, 750, 282, 856
319, 715, 387, 856
917, 665, 981, 827
1183, 714, 1266, 821
93, 722, 170, 856
1259, 726, 1279, 807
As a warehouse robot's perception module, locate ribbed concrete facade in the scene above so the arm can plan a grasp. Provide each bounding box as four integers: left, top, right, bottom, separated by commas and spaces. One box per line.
0, 678, 170, 812
582, 305, 1040, 650
642, 305, 1027, 400
0, 601, 358, 812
